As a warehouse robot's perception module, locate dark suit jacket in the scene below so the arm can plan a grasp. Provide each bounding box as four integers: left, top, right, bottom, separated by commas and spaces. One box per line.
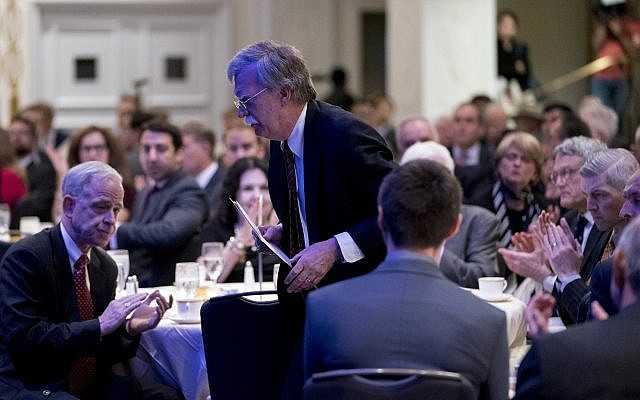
554, 211, 611, 325
305, 251, 509, 400
13, 150, 57, 226
515, 302, 640, 400
117, 171, 208, 287
269, 101, 395, 290
203, 164, 225, 213
454, 141, 495, 206
0, 225, 138, 398
441, 205, 500, 288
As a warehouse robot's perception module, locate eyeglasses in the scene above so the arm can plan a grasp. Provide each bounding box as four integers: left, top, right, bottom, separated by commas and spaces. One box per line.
80, 144, 108, 153
233, 88, 268, 113
550, 167, 579, 184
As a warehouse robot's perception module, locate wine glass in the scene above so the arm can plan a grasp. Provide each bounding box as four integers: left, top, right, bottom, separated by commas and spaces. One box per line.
201, 242, 224, 282
175, 262, 200, 299
107, 249, 130, 292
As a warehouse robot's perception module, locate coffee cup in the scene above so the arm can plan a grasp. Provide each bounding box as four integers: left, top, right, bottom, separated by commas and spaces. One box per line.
175, 298, 204, 320
478, 277, 507, 295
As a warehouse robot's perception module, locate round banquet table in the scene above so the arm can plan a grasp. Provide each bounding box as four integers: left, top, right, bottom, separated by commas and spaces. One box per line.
132, 284, 527, 400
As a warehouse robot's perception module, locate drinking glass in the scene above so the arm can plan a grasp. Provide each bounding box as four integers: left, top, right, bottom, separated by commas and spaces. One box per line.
201, 242, 224, 282
19, 216, 40, 235
0, 204, 10, 238
175, 262, 200, 299
107, 249, 130, 292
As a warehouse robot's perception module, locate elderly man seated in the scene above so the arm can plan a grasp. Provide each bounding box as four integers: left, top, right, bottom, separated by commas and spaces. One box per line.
401, 141, 500, 287
305, 160, 508, 400
0, 162, 175, 399
515, 216, 640, 399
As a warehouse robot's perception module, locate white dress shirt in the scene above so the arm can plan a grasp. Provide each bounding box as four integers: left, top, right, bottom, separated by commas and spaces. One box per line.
452, 142, 481, 167
286, 104, 365, 262
195, 161, 219, 189
61, 222, 92, 289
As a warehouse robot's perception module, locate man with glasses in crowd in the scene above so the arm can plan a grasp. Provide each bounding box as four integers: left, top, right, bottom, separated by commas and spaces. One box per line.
226, 40, 394, 396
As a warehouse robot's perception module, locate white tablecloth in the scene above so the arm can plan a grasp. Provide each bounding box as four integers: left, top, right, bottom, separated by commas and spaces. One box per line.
466, 289, 527, 349
134, 284, 526, 400
132, 282, 275, 400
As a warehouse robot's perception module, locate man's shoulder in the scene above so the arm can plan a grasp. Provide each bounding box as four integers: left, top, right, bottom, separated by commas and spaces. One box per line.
462, 204, 499, 224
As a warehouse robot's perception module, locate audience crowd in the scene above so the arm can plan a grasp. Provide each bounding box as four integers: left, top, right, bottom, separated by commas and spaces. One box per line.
1, 6, 640, 398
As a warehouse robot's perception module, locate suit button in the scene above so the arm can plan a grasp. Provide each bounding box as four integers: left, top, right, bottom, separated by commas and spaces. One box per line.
42, 390, 51, 396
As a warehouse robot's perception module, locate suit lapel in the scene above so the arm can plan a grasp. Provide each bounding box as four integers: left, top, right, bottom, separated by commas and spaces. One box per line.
88, 252, 111, 315
50, 225, 79, 321
581, 227, 611, 276
303, 101, 321, 244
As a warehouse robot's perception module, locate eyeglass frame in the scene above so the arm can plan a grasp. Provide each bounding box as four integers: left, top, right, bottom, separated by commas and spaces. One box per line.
233, 87, 268, 113
550, 166, 580, 184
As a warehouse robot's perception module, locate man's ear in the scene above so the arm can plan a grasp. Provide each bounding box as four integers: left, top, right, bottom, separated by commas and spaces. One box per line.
62, 195, 75, 218
280, 87, 292, 105
446, 213, 463, 240
612, 249, 628, 291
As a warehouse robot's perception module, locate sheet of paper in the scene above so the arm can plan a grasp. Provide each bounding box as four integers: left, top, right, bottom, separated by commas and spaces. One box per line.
231, 198, 291, 267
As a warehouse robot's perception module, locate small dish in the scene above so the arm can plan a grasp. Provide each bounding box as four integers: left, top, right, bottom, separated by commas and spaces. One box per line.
167, 315, 201, 324
475, 291, 512, 302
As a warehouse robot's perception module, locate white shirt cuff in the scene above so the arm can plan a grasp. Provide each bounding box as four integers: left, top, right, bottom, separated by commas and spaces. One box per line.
334, 232, 365, 263
543, 275, 557, 293
557, 274, 581, 292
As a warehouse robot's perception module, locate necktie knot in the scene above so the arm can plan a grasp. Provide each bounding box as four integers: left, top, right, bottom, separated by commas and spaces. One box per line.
74, 254, 89, 272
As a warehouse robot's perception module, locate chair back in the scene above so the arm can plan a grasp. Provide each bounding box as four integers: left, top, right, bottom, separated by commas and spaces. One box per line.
303, 368, 475, 400
201, 290, 290, 400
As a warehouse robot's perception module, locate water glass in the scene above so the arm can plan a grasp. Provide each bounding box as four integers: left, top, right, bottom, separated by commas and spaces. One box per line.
201, 242, 224, 282
175, 262, 200, 299
0, 204, 10, 237
19, 216, 40, 235
107, 249, 130, 291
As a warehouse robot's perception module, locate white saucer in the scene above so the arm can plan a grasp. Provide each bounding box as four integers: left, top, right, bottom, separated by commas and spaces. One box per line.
167, 315, 201, 324
475, 291, 511, 302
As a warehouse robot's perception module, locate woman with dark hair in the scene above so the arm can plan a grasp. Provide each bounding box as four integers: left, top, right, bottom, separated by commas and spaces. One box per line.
0, 128, 27, 212
67, 126, 135, 215
201, 157, 278, 282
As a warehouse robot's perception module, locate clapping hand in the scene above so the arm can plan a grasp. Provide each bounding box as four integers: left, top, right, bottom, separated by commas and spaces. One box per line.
126, 290, 173, 336
525, 293, 556, 337
498, 229, 551, 283
539, 218, 582, 278
99, 293, 148, 336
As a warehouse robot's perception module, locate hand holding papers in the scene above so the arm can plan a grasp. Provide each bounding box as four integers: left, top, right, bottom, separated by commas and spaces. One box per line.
231, 198, 291, 267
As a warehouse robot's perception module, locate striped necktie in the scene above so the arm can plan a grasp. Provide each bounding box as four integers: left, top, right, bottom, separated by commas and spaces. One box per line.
282, 142, 305, 258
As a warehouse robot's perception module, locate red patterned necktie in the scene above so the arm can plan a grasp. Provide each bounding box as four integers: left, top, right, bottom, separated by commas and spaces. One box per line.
282, 142, 305, 258
67, 254, 98, 397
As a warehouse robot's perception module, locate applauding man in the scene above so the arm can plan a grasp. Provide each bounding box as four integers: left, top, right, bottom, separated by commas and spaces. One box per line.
0, 162, 173, 399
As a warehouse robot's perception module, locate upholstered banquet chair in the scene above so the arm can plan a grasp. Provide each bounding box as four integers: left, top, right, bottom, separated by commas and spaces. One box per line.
201, 290, 293, 400
303, 368, 475, 400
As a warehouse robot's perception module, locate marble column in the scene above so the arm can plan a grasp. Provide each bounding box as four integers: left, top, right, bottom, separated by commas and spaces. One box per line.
387, 0, 497, 122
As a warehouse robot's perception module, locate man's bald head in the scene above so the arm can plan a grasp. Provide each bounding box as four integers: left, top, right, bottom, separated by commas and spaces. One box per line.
396, 117, 439, 157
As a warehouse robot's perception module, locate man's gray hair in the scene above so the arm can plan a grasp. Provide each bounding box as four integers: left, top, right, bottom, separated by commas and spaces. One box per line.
62, 161, 122, 197
553, 136, 607, 161
227, 40, 317, 104
580, 148, 639, 192
617, 216, 640, 294
400, 141, 455, 173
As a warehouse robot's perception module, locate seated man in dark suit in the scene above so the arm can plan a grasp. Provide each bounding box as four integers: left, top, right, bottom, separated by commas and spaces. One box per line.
7, 116, 57, 226
515, 215, 640, 400
114, 120, 209, 287
401, 141, 500, 287
540, 149, 638, 324
21, 102, 69, 149
0, 161, 173, 399
305, 160, 508, 400
180, 122, 225, 211
450, 102, 495, 205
